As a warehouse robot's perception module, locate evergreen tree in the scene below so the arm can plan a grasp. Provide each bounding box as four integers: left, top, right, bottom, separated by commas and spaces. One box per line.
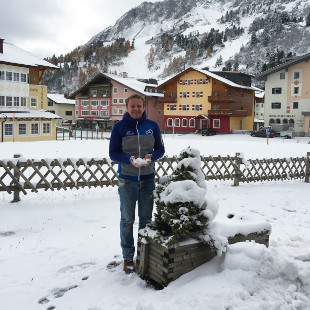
150, 147, 217, 246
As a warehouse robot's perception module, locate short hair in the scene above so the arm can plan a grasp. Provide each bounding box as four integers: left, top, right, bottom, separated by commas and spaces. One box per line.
125, 94, 145, 107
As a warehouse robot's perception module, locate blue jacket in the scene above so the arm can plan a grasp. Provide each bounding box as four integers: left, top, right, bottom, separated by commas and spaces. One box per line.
109, 112, 165, 180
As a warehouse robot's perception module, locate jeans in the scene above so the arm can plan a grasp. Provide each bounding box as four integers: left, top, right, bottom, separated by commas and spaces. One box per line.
118, 178, 155, 260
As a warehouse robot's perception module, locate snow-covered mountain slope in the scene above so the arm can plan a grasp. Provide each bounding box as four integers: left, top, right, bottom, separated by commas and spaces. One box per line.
44, 0, 310, 93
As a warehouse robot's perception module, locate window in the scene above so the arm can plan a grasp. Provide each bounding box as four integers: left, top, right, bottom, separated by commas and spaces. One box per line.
91, 90, 98, 97
13, 72, 20, 81
6, 96, 12, 106
43, 122, 51, 135
6, 72, 12, 81
167, 104, 176, 111
101, 89, 109, 97
293, 87, 299, 95
124, 88, 128, 93
158, 110, 162, 115
65, 111, 73, 116
113, 108, 117, 115
101, 111, 109, 116
76, 111, 78, 116
14, 97, 20, 107
48, 101, 54, 106
193, 104, 201, 111
182, 119, 188, 127
81, 110, 89, 116
75, 100, 78, 106
118, 109, 123, 115
30, 97, 37, 108
81, 100, 89, 107
119, 98, 124, 104
113, 87, 118, 94
167, 118, 173, 127
188, 80, 193, 85
289, 119, 295, 126
0, 71, 5, 80
280, 72, 285, 79
293, 72, 300, 79
113, 98, 118, 104
193, 92, 202, 98
4, 123, 13, 137
272, 88, 282, 94
189, 118, 195, 128
91, 111, 98, 116
20, 73, 27, 83
18, 123, 27, 136
0, 96, 4, 106
213, 119, 220, 128
31, 123, 39, 135
100, 100, 109, 108
182, 92, 188, 98
271, 102, 281, 109
175, 118, 180, 127
91, 100, 99, 108
293, 102, 298, 109
181, 104, 188, 111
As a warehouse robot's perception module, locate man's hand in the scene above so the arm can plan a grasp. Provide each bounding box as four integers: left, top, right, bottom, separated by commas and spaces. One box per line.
130, 155, 152, 168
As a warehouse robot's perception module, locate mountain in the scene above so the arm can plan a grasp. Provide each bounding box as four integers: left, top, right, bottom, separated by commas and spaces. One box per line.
43, 0, 310, 95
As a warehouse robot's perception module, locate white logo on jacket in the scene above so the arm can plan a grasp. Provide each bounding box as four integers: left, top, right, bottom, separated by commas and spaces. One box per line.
126, 131, 135, 136
145, 129, 153, 135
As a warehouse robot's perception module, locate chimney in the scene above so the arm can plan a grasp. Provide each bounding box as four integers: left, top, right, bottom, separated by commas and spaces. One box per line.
0, 39, 4, 54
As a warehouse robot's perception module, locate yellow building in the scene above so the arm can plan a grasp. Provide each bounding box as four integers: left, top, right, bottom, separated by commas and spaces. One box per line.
157, 67, 258, 133
0, 38, 59, 142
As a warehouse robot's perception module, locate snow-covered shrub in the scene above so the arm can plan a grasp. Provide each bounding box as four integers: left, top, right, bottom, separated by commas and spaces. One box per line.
144, 146, 218, 246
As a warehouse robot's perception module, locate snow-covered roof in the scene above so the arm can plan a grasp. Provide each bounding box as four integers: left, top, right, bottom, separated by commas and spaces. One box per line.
47, 94, 75, 105
158, 67, 261, 92
70, 72, 164, 98
0, 41, 58, 69
255, 91, 265, 98
0, 110, 61, 119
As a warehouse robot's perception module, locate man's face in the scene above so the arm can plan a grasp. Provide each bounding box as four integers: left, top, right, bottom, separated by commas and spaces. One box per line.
127, 98, 145, 119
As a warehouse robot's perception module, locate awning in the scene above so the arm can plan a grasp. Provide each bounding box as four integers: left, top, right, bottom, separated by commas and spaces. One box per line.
194, 114, 209, 120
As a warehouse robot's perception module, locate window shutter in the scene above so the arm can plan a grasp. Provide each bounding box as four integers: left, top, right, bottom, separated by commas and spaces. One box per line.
187, 105, 189, 110
179, 106, 182, 111
200, 105, 203, 110
192, 105, 195, 110
180, 80, 182, 84
192, 92, 195, 97
167, 105, 170, 110
194, 79, 197, 84
200, 92, 203, 97
180, 92, 183, 98
200, 79, 203, 84
185, 80, 188, 85
187, 92, 190, 98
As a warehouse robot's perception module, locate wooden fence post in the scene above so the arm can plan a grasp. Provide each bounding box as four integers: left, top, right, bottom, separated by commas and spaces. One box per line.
12, 154, 21, 203
306, 152, 310, 183
233, 152, 241, 186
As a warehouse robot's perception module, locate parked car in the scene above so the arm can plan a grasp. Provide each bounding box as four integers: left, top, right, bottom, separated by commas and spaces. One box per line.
62, 119, 72, 126
202, 128, 217, 136
250, 127, 276, 138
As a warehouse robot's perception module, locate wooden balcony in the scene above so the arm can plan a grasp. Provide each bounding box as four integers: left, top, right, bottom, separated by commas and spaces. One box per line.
208, 109, 250, 117
208, 96, 237, 103
157, 96, 177, 103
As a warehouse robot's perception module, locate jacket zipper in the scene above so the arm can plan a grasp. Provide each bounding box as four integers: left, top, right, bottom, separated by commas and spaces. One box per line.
136, 120, 141, 181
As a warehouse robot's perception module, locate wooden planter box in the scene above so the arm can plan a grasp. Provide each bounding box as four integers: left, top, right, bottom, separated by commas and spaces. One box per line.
136, 230, 270, 287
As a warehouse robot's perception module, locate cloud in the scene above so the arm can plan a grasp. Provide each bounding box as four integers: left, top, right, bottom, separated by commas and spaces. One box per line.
0, 0, 160, 58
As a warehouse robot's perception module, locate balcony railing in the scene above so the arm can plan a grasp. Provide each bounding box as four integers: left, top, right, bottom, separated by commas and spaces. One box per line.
158, 96, 177, 103
208, 96, 237, 103
208, 109, 250, 117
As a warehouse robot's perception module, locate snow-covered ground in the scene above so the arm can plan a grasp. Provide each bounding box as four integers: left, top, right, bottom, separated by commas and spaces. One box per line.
1, 134, 310, 310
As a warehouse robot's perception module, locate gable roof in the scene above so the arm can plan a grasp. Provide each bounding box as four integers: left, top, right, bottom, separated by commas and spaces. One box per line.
255, 51, 310, 80
158, 67, 260, 91
0, 41, 58, 69
69, 72, 164, 99
47, 94, 75, 105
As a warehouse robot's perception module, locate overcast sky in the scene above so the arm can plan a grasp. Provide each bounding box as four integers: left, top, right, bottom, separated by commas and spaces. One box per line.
0, 0, 161, 59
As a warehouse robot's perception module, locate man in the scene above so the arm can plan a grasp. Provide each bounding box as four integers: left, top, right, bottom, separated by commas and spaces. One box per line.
109, 94, 165, 274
